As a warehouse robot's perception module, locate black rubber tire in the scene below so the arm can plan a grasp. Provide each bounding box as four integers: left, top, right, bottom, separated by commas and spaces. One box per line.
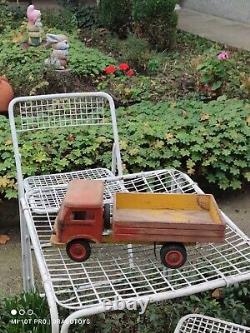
160, 243, 187, 269
103, 203, 111, 229
66, 239, 91, 262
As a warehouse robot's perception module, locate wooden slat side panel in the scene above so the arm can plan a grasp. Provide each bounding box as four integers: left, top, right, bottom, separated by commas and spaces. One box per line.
113, 226, 225, 237
209, 196, 225, 225
113, 233, 225, 243
113, 220, 225, 231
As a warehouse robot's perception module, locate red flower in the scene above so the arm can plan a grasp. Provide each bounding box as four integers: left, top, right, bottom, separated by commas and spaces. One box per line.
104, 65, 117, 75
126, 69, 135, 77
119, 63, 130, 71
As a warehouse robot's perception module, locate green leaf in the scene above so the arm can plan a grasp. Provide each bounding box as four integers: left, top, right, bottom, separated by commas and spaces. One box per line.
244, 172, 250, 181
211, 81, 222, 90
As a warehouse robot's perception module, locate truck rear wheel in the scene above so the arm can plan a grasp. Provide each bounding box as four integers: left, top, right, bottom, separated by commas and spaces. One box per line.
66, 239, 91, 262
160, 243, 187, 269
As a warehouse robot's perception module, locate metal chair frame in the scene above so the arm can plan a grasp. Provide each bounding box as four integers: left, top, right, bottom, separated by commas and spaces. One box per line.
8, 93, 250, 333
174, 314, 250, 333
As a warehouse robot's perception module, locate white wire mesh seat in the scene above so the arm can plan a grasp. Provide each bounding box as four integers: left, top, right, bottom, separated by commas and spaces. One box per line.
23, 168, 115, 192
8, 93, 250, 333
26, 169, 250, 311
174, 315, 250, 333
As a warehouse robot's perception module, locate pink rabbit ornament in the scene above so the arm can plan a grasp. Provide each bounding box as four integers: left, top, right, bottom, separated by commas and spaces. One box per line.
45, 34, 70, 70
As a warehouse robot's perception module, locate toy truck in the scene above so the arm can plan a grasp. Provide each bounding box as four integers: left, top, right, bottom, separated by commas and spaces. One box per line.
50, 179, 225, 269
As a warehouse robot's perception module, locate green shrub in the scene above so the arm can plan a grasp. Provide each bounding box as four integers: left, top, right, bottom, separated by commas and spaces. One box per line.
1, 98, 249, 199
74, 5, 98, 29
42, 8, 77, 32
97, 75, 175, 105
193, 50, 232, 100
133, 0, 176, 21
8, 5, 26, 28
92, 285, 250, 332
69, 38, 115, 76
0, 29, 115, 95
98, 75, 149, 105
0, 292, 50, 333
55, 0, 98, 29
118, 98, 250, 190
5, 3, 78, 33
146, 54, 163, 74
132, 0, 178, 50
120, 34, 151, 71
0, 31, 50, 95
0, 0, 13, 32
98, 34, 159, 73
98, 0, 131, 38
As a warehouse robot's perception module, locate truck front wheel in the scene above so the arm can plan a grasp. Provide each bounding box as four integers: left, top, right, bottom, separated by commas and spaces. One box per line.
66, 239, 91, 262
160, 243, 187, 269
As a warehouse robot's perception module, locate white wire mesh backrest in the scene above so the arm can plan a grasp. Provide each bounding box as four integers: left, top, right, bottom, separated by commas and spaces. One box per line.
14, 93, 112, 131
8, 92, 122, 196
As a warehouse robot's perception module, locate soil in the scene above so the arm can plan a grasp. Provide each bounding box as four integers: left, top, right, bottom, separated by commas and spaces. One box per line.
0, 230, 22, 298
217, 187, 250, 236
0, 189, 249, 297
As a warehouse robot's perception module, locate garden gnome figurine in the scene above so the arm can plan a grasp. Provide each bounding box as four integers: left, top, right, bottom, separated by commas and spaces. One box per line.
27, 5, 43, 46
45, 34, 70, 70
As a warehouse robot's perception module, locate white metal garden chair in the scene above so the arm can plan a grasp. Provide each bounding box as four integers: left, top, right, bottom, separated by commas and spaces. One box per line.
174, 314, 250, 333
8, 93, 250, 333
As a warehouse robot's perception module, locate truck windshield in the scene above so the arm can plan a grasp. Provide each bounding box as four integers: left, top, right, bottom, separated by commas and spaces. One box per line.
72, 211, 95, 221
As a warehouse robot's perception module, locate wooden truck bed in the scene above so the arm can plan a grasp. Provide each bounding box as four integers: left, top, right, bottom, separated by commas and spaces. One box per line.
112, 193, 225, 243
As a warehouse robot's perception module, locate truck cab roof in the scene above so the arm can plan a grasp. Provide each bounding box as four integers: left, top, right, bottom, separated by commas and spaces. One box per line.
63, 179, 104, 209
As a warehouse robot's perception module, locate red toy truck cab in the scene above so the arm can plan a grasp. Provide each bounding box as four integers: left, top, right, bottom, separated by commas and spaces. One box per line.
51, 179, 106, 262
51, 179, 225, 269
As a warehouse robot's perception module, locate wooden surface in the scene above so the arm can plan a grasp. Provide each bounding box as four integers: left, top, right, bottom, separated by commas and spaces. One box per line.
64, 179, 104, 208
112, 232, 225, 243
113, 209, 225, 243
113, 208, 224, 230
115, 193, 213, 210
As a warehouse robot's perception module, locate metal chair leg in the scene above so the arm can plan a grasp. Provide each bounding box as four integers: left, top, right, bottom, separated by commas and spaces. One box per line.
20, 204, 35, 291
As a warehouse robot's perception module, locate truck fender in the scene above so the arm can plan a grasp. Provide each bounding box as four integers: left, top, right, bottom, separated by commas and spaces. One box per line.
66, 235, 99, 244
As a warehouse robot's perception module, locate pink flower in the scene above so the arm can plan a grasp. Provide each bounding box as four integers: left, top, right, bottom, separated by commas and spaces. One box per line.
217, 51, 229, 60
